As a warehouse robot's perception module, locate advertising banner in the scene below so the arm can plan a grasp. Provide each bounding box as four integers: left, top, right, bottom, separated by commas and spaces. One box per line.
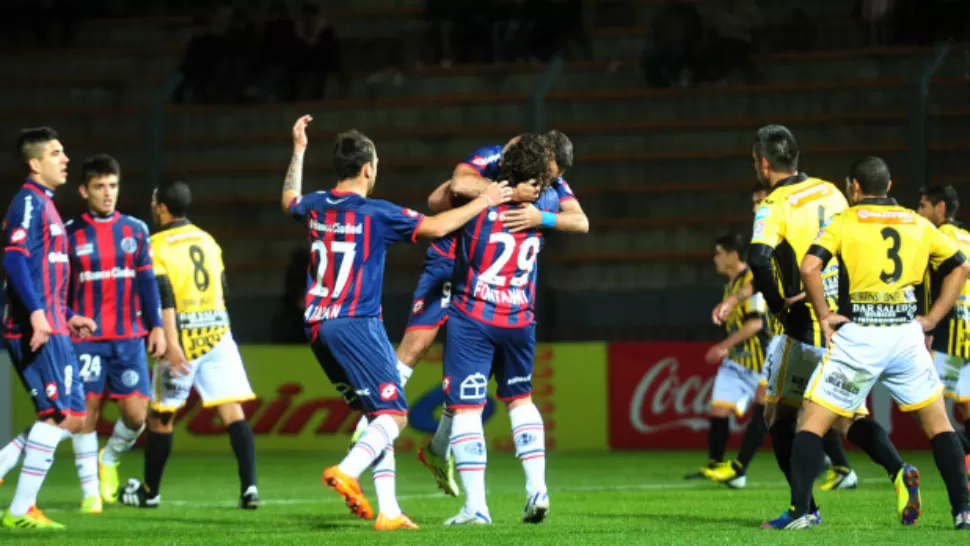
12, 343, 608, 453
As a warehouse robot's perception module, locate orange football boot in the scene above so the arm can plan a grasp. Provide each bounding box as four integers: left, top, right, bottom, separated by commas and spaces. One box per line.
323, 466, 374, 520
374, 513, 419, 531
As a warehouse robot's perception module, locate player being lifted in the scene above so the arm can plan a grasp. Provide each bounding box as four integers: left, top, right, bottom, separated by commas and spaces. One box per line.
120, 180, 259, 510
917, 184, 970, 466
747, 125, 910, 528
440, 134, 559, 526
0, 127, 96, 529
281, 116, 512, 531
792, 156, 970, 530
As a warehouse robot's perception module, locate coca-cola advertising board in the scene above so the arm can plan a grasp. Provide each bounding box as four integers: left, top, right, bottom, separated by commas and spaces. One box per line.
608, 342, 958, 450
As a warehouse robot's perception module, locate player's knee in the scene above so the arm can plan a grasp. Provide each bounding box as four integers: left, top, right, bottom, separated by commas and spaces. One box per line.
397, 330, 435, 365
832, 416, 856, 437
62, 415, 84, 434
388, 413, 408, 431
149, 410, 176, 432
763, 403, 779, 427
915, 397, 954, 438
505, 396, 533, 411
710, 406, 733, 419
216, 402, 246, 426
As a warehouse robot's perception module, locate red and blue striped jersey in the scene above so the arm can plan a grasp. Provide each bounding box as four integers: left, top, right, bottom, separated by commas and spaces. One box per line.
2, 180, 70, 337
289, 190, 425, 323
451, 187, 561, 328
66, 212, 154, 341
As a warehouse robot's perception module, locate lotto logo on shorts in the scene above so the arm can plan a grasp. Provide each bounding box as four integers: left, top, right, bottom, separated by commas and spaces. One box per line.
380, 383, 398, 401
10, 228, 26, 243
45, 382, 58, 400
412, 299, 425, 315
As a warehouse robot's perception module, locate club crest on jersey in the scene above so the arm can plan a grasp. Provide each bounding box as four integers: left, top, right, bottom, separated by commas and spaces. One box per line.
120, 236, 138, 254
488, 211, 498, 221
76, 243, 94, 256
379, 383, 398, 401
412, 299, 425, 315
10, 227, 26, 243
753, 220, 766, 238
754, 206, 771, 221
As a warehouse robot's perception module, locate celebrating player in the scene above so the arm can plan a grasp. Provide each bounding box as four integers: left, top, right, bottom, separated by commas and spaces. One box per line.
917, 184, 970, 465
281, 116, 512, 531
747, 125, 908, 528
0, 127, 96, 530
440, 134, 558, 526
792, 156, 970, 530
120, 180, 259, 510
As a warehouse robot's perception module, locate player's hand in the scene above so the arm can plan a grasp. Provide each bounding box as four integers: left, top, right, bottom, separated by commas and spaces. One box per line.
67, 315, 97, 339
704, 344, 728, 365
501, 203, 543, 233
292, 115, 312, 153
821, 313, 850, 345
924, 334, 933, 352
915, 315, 938, 334
480, 181, 513, 207
165, 345, 190, 377
712, 297, 738, 326
147, 327, 167, 360
512, 181, 540, 203
29, 310, 52, 352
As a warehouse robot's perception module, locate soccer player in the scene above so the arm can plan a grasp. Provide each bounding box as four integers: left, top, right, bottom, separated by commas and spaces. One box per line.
0, 127, 97, 529
916, 184, 970, 465
747, 125, 907, 528
120, 180, 259, 510
793, 156, 970, 530
440, 134, 559, 526
281, 115, 512, 531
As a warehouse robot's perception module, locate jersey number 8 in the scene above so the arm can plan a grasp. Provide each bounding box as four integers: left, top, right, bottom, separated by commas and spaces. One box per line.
479, 233, 540, 287
189, 245, 210, 291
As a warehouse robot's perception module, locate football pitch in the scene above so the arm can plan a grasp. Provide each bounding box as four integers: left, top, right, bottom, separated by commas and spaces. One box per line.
0, 451, 963, 544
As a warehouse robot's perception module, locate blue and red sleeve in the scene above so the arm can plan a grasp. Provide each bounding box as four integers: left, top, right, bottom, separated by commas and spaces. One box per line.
2, 196, 41, 313
133, 223, 163, 329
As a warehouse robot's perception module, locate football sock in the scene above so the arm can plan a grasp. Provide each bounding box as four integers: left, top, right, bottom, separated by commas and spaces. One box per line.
736, 404, 768, 471
846, 418, 903, 480
9, 421, 63, 517
821, 428, 850, 468
430, 408, 454, 457
143, 430, 173, 497
227, 420, 258, 494
708, 416, 730, 463
72, 431, 100, 498
769, 420, 796, 486
960, 421, 970, 455
0, 429, 29, 480
931, 431, 970, 516
396, 360, 413, 387
451, 412, 488, 514
789, 431, 825, 517
509, 403, 547, 496
102, 420, 145, 465
372, 446, 401, 517
338, 414, 399, 478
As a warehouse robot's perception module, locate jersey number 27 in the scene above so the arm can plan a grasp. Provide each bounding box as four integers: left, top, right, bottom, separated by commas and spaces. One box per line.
308, 240, 357, 298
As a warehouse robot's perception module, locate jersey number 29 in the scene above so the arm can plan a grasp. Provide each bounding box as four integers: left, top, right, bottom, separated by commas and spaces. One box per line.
308, 240, 357, 298
479, 233, 540, 287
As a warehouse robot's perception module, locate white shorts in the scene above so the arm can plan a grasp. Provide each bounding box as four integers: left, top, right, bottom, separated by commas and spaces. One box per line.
151, 332, 255, 412
764, 335, 826, 405
760, 335, 785, 385
805, 322, 944, 417
932, 350, 970, 403
712, 358, 763, 416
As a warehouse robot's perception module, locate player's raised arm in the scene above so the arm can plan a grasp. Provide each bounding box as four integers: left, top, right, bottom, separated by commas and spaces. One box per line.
502, 188, 589, 234
281, 115, 313, 213
427, 180, 454, 212
416, 182, 513, 239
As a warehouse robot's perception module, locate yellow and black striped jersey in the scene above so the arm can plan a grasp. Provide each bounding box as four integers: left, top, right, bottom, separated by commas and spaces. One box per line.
751, 174, 846, 346
923, 222, 970, 357
725, 268, 771, 373
151, 221, 231, 360
740, 267, 784, 336
810, 198, 963, 327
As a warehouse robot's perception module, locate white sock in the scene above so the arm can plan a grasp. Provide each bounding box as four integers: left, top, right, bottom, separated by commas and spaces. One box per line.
430, 408, 454, 457
0, 432, 27, 479
509, 403, 547, 496
450, 412, 488, 514
396, 361, 413, 387
338, 414, 399, 478
352, 414, 369, 440
9, 422, 64, 516
72, 432, 100, 498
102, 420, 145, 465
372, 446, 401, 517
61, 428, 72, 441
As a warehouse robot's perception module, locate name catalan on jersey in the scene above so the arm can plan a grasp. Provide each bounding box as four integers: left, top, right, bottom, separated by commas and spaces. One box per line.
151, 222, 231, 360
726, 268, 771, 373
751, 174, 846, 347
67, 212, 153, 341
809, 198, 965, 327
452, 187, 560, 328
289, 190, 425, 323
2, 180, 70, 337
921, 222, 970, 357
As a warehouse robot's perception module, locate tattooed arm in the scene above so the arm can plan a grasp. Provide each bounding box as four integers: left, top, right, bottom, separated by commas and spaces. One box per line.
281, 115, 312, 212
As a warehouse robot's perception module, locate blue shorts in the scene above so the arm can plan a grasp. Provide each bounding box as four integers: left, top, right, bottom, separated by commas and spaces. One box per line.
8, 334, 85, 418
307, 317, 408, 416
442, 310, 536, 409
405, 253, 454, 331
74, 338, 150, 400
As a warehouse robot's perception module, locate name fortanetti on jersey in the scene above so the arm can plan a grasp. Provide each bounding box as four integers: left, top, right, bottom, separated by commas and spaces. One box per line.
473, 281, 530, 306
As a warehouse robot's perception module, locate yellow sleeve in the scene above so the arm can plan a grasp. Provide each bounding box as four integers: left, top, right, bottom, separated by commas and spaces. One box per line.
151, 239, 168, 276
812, 211, 844, 256
743, 292, 767, 319
751, 199, 784, 248
928, 223, 961, 269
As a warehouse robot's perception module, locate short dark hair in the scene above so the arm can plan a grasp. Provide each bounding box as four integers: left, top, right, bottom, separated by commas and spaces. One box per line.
920, 184, 959, 219
81, 154, 120, 185
715, 232, 746, 257
849, 156, 891, 196
544, 129, 573, 173
753, 124, 799, 173
155, 180, 192, 217
17, 127, 59, 170
497, 133, 552, 189
332, 130, 376, 180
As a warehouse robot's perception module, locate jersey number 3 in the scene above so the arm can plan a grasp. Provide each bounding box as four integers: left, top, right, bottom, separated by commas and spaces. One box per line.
480, 233, 540, 287
880, 227, 902, 284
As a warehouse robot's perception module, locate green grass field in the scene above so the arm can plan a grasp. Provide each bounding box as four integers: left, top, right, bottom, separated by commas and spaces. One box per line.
0, 450, 965, 544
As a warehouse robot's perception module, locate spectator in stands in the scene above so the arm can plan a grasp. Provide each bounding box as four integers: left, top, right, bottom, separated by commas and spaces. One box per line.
697, 0, 763, 84
259, 1, 300, 101
422, 0, 456, 66
639, 2, 703, 88
174, 15, 223, 103
219, 9, 260, 102
295, 3, 343, 100
857, 0, 896, 46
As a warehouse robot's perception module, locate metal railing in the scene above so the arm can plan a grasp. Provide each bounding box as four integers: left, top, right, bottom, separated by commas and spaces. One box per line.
528, 55, 566, 133
907, 42, 952, 205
